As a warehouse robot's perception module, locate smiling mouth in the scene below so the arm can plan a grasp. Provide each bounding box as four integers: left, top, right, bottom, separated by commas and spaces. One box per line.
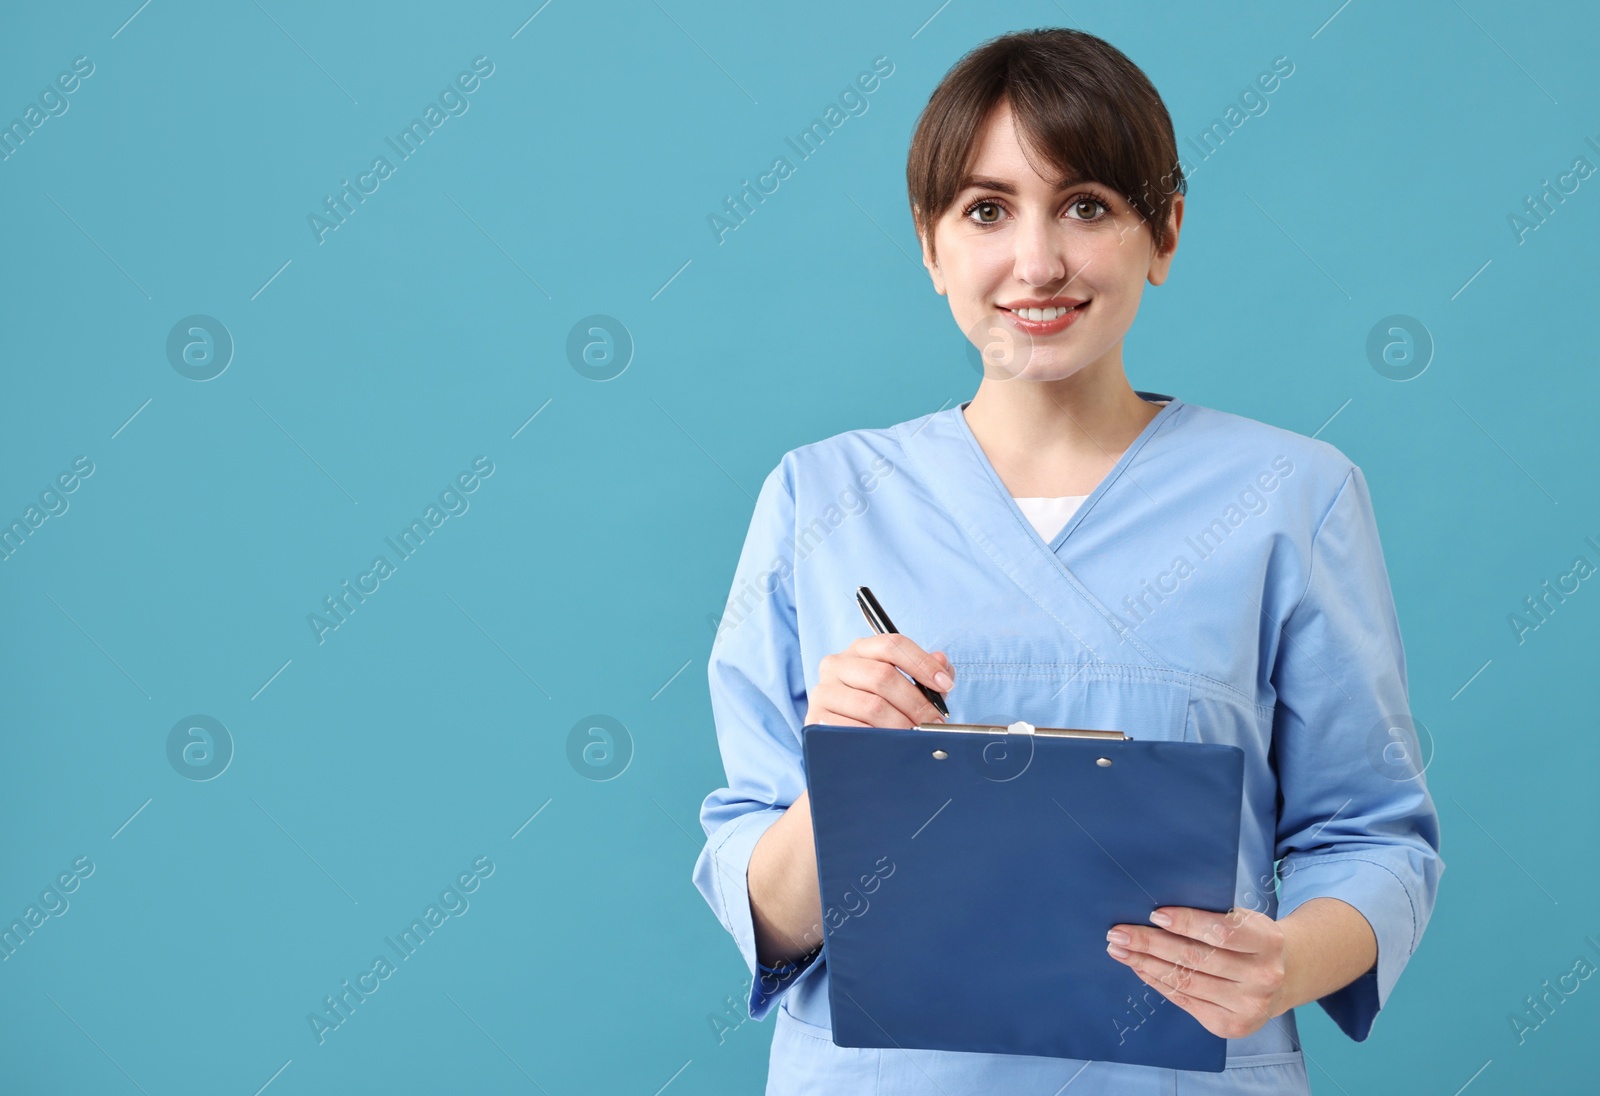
1002, 303, 1085, 322
998, 300, 1089, 333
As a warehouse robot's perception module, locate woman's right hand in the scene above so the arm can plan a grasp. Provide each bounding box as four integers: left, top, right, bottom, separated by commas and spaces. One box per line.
753, 636, 952, 967
804, 634, 955, 728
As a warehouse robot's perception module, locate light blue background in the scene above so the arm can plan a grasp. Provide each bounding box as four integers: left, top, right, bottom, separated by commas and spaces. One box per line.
1, 1, 1595, 1092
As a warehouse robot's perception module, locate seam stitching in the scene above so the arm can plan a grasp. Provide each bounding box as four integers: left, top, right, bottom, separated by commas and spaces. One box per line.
1282, 852, 1421, 954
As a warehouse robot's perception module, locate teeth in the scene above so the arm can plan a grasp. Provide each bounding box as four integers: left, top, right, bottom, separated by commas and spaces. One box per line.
1016, 305, 1078, 321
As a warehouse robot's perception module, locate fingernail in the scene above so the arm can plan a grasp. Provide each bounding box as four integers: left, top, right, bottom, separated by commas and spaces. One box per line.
1106, 930, 1130, 946
934, 671, 953, 690
1106, 943, 1131, 960
1149, 911, 1172, 928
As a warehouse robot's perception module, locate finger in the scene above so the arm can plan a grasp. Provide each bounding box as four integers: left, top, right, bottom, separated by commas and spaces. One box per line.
1126, 966, 1256, 1040
1113, 948, 1241, 1010
1107, 926, 1252, 983
806, 711, 872, 728
809, 679, 909, 727
1145, 906, 1264, 954
819, 672, 934, 729
813, 656, 931, 727
853, 633, 955, 693
833, 659, 946, 726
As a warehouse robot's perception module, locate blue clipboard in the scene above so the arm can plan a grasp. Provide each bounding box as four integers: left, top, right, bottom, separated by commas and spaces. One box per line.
802, 720, 1244, 1073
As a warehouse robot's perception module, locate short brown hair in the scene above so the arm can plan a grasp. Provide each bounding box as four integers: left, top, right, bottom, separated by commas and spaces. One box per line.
906, 27, 1186, 263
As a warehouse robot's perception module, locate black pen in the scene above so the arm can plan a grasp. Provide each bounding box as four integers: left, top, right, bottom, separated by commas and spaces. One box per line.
855, 585, 950, 718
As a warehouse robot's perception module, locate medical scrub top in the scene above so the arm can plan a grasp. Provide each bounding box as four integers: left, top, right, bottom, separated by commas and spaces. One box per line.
692, 393, 1443, 1095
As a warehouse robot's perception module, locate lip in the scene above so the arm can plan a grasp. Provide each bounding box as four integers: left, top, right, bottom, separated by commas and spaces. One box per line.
1000, 299, 1088, 335
999, 297, 1085, 309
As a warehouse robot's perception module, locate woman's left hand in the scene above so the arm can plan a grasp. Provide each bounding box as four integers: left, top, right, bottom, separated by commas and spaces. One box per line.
1105, 906, 1289, 1040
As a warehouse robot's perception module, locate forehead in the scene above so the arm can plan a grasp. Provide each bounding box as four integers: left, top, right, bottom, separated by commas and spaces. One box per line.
959, 103, 1087, 193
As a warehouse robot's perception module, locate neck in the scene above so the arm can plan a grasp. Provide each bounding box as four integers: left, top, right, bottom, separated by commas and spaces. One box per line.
961, 363, 1161, 497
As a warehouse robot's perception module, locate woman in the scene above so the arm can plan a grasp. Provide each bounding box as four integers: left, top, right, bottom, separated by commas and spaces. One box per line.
693, 26, 1441, 1095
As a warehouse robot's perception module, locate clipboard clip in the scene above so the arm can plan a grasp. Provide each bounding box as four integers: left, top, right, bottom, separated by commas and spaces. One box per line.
914, 720, 1128, 740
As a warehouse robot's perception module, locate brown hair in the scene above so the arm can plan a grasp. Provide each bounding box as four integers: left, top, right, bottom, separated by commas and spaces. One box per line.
906, 27, 1186, 264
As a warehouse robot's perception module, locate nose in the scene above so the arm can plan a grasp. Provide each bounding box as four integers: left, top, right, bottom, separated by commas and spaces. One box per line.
1011, 210, 1071, 288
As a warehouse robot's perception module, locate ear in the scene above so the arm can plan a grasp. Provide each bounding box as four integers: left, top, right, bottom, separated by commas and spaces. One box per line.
918, 222, 947, 297
1147, 194, 1184, 287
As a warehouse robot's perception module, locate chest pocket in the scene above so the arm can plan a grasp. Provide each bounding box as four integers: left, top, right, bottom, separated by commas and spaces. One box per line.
945, 661, 1192, 743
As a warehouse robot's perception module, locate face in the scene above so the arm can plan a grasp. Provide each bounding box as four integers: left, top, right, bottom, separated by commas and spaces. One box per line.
919, 100, 1183, 383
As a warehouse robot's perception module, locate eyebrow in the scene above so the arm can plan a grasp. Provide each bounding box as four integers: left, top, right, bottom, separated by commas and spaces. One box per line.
956, 173, 1097, 195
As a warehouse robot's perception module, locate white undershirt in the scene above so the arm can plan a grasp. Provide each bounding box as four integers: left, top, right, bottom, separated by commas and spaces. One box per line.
1013, 495, 1088, 542
1007, 400, 1170, 542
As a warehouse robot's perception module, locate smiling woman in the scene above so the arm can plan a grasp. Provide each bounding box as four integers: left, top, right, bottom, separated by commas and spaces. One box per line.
906, 37, 1184, 267
692, 26, 1442, 1096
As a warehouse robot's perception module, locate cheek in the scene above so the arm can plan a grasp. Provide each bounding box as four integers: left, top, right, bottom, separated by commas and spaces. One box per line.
1085, 241, 1151, 297
1088, 285, 1142, 328
956, 248, 1011, 297
1087, 279, 1150, 338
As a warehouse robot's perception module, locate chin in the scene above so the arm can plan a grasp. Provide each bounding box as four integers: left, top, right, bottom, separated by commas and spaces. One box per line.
982, 348, 1091, 384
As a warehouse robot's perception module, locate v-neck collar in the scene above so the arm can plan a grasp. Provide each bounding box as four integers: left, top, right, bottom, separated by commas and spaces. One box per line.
895, 391, 1183, 668
950, 391, 1182, 553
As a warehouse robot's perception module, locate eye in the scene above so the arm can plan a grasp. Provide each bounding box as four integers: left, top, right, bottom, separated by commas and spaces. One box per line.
965, 199, 1004, 225
959, 191, 1114, 227
1068, 194, 1111, 220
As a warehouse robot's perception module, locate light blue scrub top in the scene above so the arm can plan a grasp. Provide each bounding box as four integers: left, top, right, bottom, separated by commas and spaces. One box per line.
692, 394, 1443, 1095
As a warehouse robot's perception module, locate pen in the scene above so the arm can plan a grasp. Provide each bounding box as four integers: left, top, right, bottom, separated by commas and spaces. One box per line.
854, 585, 950, 718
